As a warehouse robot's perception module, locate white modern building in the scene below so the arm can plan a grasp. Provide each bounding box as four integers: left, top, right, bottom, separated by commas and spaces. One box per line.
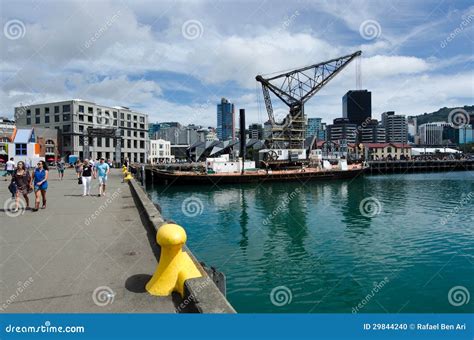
418, 122, 449, 145
15, 99, 149, 163
148, 139, 174, 164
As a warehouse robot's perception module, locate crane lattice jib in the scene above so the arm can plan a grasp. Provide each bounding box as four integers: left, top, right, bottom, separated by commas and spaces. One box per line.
255, 50, 361, 150
256, 51, 361, 108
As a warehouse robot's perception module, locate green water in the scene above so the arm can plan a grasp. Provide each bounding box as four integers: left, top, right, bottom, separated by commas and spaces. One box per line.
147, 171, 474, 313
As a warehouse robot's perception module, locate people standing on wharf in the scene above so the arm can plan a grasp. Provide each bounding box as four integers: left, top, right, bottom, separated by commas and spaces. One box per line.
81, 159, 93, 196
32, 161, 48, 212
10, 161, 32, 212
74, 159, 82, 179
57, 159, 65, 180
94, 157, 110, 197
5, 157, 15, 181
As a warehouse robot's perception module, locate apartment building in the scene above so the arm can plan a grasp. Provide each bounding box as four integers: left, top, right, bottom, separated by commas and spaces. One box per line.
15, 99, 148, 163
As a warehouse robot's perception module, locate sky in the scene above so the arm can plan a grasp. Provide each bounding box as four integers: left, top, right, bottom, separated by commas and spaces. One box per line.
1, 0, 473, 127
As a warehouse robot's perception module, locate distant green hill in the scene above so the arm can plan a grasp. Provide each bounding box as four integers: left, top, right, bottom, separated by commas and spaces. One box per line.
408, 105, 474, 125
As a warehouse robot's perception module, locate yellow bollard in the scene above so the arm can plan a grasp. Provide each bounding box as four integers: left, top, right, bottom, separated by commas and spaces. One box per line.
124, 172, 133, 181
146, 223, 202, 296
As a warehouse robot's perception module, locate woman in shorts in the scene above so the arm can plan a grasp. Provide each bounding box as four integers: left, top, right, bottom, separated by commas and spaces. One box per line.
33, 160, 49, 211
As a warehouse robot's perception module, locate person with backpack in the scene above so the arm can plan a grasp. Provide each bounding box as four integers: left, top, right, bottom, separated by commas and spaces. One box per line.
10, 161, 32, 212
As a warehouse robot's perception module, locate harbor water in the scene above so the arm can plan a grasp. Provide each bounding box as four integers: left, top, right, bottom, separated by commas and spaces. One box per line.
147, 171, 474, 313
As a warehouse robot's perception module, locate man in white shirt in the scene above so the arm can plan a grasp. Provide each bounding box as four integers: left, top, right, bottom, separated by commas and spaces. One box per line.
5, 157, 15, 181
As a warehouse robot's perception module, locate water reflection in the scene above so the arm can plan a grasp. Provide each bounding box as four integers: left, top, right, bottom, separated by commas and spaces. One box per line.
239, 188, 249, 252
147, 172, 474, 313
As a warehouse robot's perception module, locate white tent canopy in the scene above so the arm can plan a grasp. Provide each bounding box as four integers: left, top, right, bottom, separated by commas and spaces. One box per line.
412, 147, 461, 155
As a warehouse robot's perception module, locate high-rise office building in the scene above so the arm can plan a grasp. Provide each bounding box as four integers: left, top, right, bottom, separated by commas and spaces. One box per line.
306, 117, 327, 141
149, 122, 180, 139
320, 122, 327, 141
217, 98, 235, 141
15, 99, 148, 163
360, 119, 386, 143
381, 111, 408, 143
327, 118, 358, 143
407, 117, 417, 143
306, 117, 322, 138
154, 123, 204, 146
342, 90, 372, 126
263, 120, 272, 139
419, 122, 450, 145
248, 123, 263, 140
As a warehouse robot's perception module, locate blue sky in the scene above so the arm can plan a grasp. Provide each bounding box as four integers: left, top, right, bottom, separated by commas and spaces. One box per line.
1, 0, 473, 126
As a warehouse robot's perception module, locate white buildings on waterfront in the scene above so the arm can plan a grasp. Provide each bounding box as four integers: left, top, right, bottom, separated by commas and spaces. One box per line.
148, 139, 174, 164
418, 122, 450, 145
15, 99, 148, 163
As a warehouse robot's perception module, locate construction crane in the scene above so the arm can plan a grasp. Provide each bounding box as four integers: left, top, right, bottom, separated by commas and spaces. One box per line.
256, 50, 362, 152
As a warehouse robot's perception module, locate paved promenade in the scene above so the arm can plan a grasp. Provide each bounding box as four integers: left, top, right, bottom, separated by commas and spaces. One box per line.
0, 168, 176, 313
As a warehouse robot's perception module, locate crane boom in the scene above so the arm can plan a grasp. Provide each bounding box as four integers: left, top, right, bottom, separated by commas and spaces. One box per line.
256, 51, 362, 150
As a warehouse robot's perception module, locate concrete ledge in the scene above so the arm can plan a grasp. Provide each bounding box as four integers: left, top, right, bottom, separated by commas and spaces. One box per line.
128, 178, 236, 314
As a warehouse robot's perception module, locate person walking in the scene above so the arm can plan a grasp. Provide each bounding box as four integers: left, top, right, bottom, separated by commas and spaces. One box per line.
74, 160, 82, 179
81, 159, 93, 196
57, 159, 65, 180
5, 157, 15, 181
94, 157, 110, 197
33, 160, 48, 211
10, 161, 32, 212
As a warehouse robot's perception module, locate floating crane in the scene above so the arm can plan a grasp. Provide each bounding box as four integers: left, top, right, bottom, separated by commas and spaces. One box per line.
256, 51, 362, 156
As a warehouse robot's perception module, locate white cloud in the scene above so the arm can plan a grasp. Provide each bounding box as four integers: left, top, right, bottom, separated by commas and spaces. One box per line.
0, 0, 472, 128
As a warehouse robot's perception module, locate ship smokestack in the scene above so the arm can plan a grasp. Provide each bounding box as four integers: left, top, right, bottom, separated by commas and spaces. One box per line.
239, 109, 246, 160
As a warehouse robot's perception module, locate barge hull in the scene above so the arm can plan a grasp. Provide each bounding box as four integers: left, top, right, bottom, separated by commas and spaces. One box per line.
150, 168, 364, 185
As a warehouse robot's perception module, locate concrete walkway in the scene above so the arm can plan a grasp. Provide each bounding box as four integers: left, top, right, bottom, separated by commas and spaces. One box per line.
0, 168, 177, 313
